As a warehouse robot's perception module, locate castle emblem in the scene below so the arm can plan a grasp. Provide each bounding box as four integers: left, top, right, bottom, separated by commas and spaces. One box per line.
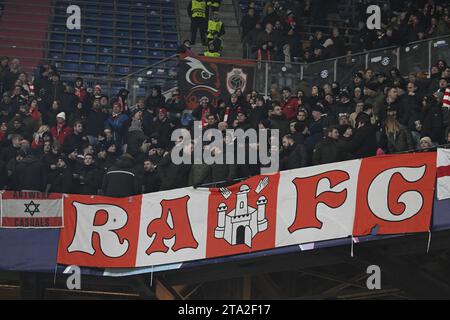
214, 178, 269, 248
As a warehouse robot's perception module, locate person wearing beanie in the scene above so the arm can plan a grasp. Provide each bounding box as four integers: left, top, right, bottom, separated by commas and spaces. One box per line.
50, 112, 72, 146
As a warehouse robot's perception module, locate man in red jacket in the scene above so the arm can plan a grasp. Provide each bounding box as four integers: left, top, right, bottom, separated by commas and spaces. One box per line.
50, 112, 72, 146
280, 86, 299, 121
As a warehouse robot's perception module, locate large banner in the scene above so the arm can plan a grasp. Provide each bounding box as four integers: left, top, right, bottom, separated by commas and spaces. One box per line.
178, 54, 256, 109
56, 153, 436, 268
0, 191, 64, 228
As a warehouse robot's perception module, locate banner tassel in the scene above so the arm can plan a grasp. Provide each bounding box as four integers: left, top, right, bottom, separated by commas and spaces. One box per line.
427, 230, 432, 254
53, 264, 58, 285
350, 236, 354, 258
150, 265, 154, 287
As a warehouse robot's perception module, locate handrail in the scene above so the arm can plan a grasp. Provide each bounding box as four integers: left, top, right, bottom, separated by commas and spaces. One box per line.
118, 54, 178, 81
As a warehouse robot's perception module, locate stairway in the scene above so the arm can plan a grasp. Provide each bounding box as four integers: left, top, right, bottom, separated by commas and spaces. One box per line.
0, 0, 52, 72
178, 0, 242, 58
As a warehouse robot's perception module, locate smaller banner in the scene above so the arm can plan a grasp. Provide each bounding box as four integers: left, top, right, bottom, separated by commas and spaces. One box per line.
437, 148, 450, 200
1, 191, 64, 228
178, 54, 256, 109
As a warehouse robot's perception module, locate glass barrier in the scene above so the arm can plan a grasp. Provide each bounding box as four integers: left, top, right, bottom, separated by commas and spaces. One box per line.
367, 47, 399, 74
430, 36, 450, 67
399, 41, 429, 75
336, 53, 366, 88
302, 59, 336, 87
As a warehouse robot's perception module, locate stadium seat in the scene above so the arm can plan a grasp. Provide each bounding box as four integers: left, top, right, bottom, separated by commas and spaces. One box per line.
48, 0, 178, 79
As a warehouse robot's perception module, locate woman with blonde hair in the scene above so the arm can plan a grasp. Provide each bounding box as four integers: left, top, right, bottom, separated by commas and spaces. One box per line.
383, 105, 414, 153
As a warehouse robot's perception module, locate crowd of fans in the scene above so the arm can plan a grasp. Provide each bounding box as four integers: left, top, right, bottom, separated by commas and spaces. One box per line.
1, 54, 450, 197
241, 0, 450, 62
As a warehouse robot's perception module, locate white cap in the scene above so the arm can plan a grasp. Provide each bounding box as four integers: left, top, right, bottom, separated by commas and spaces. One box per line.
56, 112, 66, 120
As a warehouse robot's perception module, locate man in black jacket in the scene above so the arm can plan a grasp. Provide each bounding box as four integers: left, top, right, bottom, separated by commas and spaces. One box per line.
62, 121, 88, 155
11, 150, 47, 191
102, 153, 139, 197
48, 156, 74, 194
75, 153, 103, 195
312, 125, 342, 165
280, 134, 308, 170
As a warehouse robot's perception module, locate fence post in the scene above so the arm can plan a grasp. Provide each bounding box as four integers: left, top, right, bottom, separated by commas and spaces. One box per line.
334, 58, 338, 82
396, 47, 400, 70
365, 53, 369, 69
428, 39, 432, 75
264, 61, 269, 98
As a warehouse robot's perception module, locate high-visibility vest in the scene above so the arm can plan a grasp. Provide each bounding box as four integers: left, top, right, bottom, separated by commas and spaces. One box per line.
204, 51, 220, 57
191, 0, 206, 18
207, 20, 223, 38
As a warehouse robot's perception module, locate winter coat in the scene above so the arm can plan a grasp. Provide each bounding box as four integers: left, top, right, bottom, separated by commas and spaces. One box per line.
49, 167, 74, 193
11, 155, 47, 191
280, 144, 308, 170
312, 137, 342, 165
85, 109, 108, 137
102, 155, 139, 197
76, 164, 103, 195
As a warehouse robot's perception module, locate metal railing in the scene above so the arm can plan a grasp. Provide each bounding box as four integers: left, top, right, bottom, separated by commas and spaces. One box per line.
252, 35, 450, 97
119, 35, 450, 105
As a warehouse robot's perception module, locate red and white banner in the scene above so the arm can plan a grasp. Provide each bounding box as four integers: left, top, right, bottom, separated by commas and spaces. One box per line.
0, 191, 64, 228
437, 148, 450, 200
56, 153, 437, 268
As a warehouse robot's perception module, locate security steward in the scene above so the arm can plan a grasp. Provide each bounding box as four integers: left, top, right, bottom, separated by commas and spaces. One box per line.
188, 0, 208, 46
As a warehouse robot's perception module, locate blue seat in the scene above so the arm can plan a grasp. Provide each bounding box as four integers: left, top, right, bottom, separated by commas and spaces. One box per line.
148, 24, 161, 32
97, 64, 110, 73
66, 44, 80, 51
165, 34, 178, 41
132, 40, 145, 47
164, 42, 177, 49
49, 42, 64, 50
85, 28, 98, 35
116, 38, 130, 46
114, 66, 130, 74
99, 37, 114, 45
117, 30, 130, 37
115, 57, 130, 64
131, 48, 146, 56
67, 35, 82, 42
132, 58, 147, 65
98, 20, 114, 28
99, 29, 114, 36
82, 54, 97, 62
82, 45, 97, 53
149, 41, 162, 48
49, 51, 62, 59
132, 31, 146, 39
98, 55, 113, 63
50, 33, 65, 41
116, 48, 130, 54
99, 46, 113, 54
131, 23, 145, 29
65, 53, 80, 61
80, 63, 96, 72
116, 22, 129, 28
83, 36, 97, 44
63, 62, 78, 71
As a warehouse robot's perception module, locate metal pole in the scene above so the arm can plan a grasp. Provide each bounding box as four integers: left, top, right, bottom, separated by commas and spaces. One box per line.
365, 53, 369, 69
264, 62, 269, 98
396, 47, 400, 70
300, 65, 304, 80
334, 58, 338, 82
428, 40, 432, 75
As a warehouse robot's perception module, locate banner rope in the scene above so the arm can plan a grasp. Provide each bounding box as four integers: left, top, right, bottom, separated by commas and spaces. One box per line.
427, 230, 432, 254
